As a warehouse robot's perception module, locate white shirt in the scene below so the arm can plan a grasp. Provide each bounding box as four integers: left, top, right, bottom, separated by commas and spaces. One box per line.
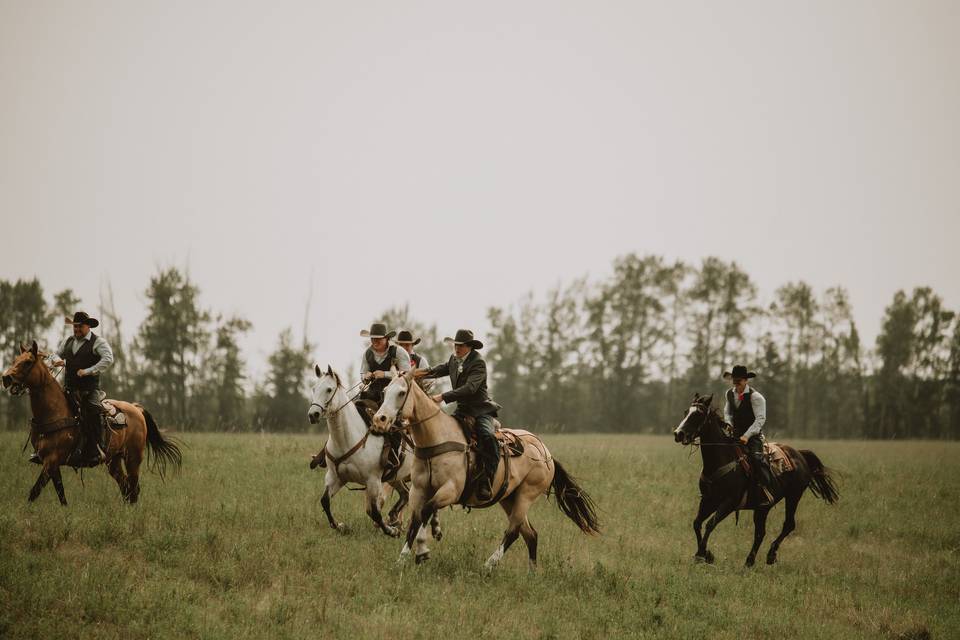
359, 344, 412, 379
57, 332, 114, 377
723, 385, 766, 440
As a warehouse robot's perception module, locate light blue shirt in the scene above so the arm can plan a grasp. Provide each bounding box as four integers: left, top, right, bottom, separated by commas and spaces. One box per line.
57, 332, 114, 376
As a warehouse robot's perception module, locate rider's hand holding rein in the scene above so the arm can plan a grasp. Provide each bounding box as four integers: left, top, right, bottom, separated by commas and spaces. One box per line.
431, 394, 443, 403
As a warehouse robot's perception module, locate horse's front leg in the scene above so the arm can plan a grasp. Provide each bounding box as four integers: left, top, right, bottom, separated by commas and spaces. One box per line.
49, 466, 67, 506
27, 469, 50, 503
399, 484, 427, 565
414, 480, 459, 564
693, 495, 713, 561
386, 480, 409, 529
697, 497, 739, 564
320, 470, 346, 532
364, 478, 399, 537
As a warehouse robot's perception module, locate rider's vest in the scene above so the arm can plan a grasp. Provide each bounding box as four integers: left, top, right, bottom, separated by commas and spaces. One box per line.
728, 388, 756, 438
410, 352, 422, 369
365, 345, 399, 398
64, 333, 101, 392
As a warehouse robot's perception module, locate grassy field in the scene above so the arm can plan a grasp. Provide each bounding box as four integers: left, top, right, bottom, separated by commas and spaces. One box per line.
0, 431, 957, 639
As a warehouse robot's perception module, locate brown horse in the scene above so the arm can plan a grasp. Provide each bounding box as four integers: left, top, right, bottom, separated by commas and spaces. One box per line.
2, 341, 182, 505
372, 370, 600, 570
673, 393, 839, 566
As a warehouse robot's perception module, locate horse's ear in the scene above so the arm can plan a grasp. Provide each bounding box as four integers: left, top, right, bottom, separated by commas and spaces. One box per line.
30, 341, 38, 356
20, 343, 27, 353
390, 364, 398, 376
692, 392, 699, 400
705, 393, 714, 407
333, 370, 342, 387
326, 364, 333, 376
315, 364, 322, 378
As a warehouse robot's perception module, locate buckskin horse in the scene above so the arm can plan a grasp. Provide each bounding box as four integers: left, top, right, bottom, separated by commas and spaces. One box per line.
674, 393, 839, 566
372, 370, 600, 570
2, 341, 182, 505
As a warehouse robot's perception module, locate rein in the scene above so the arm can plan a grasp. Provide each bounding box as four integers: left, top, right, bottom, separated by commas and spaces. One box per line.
310, 380, 366, 418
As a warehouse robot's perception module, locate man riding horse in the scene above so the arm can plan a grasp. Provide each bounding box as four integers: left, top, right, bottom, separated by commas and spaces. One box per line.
396, 329, 429, 370
414, 329, 501, 501
31, 311, 115, 467
723, 364, 776, 506
312, 322, 410, 473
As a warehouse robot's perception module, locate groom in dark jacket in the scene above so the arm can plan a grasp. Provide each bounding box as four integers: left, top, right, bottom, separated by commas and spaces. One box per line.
416, 329, 501, 501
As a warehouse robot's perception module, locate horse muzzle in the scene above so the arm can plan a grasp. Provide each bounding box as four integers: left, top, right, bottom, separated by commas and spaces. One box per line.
307, 410, 321, 425
1, 375, 11, 389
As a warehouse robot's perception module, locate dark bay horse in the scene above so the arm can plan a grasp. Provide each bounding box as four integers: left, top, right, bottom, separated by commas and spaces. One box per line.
673, 393, 839, 566
2, 341, 182, 505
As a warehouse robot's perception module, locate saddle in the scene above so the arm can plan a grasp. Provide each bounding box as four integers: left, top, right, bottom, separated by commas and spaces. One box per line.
454, 415, 525, 458
732, 441, 795, 479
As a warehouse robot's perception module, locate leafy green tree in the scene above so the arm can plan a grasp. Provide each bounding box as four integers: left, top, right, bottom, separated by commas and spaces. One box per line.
253, 328, 313, 431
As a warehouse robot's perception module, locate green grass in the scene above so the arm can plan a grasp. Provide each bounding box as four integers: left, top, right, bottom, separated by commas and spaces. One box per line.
1, 432, 957, 639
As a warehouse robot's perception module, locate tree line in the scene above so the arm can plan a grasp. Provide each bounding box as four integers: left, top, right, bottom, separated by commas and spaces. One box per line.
2, 255, 958, 438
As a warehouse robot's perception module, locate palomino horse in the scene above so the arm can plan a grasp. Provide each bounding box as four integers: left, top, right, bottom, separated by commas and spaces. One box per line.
307, 365, 438, 538
674, 393, 839, 566
2, 341, 182, 505
372, 370, 600, 569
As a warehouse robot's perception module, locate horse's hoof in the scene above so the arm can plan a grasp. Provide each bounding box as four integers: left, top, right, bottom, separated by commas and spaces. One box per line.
383, 525, 400, 538
704, 551, 715, 564
745, 556, 755, 568
766, 553, 777, 565
432, 528, 443, 542
335, 522, 348, 534
415, 552, 430, 565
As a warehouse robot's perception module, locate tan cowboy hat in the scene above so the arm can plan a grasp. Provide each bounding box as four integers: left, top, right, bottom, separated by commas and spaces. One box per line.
360, 322, 396, 340
395, 329, 421, 346
65, 311, 99, 328
443, 329, 483, 349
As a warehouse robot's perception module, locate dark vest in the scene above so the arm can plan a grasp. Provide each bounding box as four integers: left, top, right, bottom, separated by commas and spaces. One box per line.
64, 333, 101, 392
410, 352, 422, 368
727, 388, 756, 438
365, 345, 398, 396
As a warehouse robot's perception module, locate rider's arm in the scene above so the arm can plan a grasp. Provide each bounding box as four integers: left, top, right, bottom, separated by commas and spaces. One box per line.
723, 395, 733, 426
741, 393, 766, 440
83, 338, 114, 376
441, 360, 485, 403
56, 336, 71, 359
422, 361, 449, 379
385, 351, 411, 379
416, 354, 429, 369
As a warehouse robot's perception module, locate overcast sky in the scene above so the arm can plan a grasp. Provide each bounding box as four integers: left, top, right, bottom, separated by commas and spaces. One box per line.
2, 1, 958, 378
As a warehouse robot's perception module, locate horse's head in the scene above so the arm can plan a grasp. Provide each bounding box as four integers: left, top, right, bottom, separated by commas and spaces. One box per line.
2, 341, 42, 395
674, 393, 714, 445
307, 364, 342, 424
372, 368, 414, 434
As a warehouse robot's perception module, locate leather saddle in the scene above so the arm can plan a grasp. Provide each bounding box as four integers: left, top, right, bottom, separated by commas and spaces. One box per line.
454, 415, 525, 458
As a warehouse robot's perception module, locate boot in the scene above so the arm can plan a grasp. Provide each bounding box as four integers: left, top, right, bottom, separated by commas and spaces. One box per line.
475, 466, 494, 502
751, 459, 775, 507
475, 437, 500, 502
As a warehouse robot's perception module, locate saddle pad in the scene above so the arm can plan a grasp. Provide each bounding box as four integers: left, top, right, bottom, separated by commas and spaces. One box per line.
764, 442, 794, 476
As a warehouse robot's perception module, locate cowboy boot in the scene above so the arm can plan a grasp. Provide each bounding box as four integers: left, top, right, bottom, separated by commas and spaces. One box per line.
476, 437, 499, 501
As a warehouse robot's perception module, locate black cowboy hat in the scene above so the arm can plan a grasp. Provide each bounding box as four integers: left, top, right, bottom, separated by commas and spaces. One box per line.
395, 329, 421, 346
443, 329, 483, 350
65, 311, 99, 328
360, 322, 396, 340
722, 364, 756, 380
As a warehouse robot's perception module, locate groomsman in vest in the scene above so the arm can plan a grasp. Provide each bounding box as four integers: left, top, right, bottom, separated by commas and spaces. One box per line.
359, 323, 411, 404
415, 329, 501, 501
723, 364, 775, 506
52, 312, 115, 466
395, 329, 429, 370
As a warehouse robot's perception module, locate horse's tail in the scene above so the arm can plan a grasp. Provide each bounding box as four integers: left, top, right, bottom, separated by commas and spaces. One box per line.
136, 404, 183, 480
550, 459, 601, 535
800, 449, 839, 505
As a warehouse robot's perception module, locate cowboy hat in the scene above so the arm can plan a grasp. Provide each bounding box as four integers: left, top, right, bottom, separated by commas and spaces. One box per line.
722, 364, 756, 380
443, 329, 483, 350
360, 322, 396, 340
65, 311, 99, 328
395, 329, 421, 346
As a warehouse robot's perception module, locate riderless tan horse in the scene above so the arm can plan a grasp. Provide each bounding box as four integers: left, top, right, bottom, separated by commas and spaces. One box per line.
372, 370, 600, 569
2, 341, 182, 505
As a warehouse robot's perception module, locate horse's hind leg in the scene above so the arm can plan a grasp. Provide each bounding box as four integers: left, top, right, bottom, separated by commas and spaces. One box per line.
124, 447, 143, 504
429, 509, 442, 542
486, 494, 525, 571
109, 456, 130, 500
519, 517, 539, 571
27, 469, 50, 502
746, 508, 769, 567
49, 467, 68, 506
766, 492, 800, 565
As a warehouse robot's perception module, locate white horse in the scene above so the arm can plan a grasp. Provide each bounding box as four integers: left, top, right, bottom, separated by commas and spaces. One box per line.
307, 365, 439, 538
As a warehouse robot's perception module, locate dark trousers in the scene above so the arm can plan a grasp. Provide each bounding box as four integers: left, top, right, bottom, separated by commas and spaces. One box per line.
746, 435, 775, 496
68, 388, 106, 452
473, 414, 500, 481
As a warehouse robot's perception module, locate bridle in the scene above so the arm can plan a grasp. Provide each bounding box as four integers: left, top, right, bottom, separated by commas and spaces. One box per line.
309, 378, 366, 418
386, 376, 442, 433
679, 402, 741, 447
4, 353, 42, 397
